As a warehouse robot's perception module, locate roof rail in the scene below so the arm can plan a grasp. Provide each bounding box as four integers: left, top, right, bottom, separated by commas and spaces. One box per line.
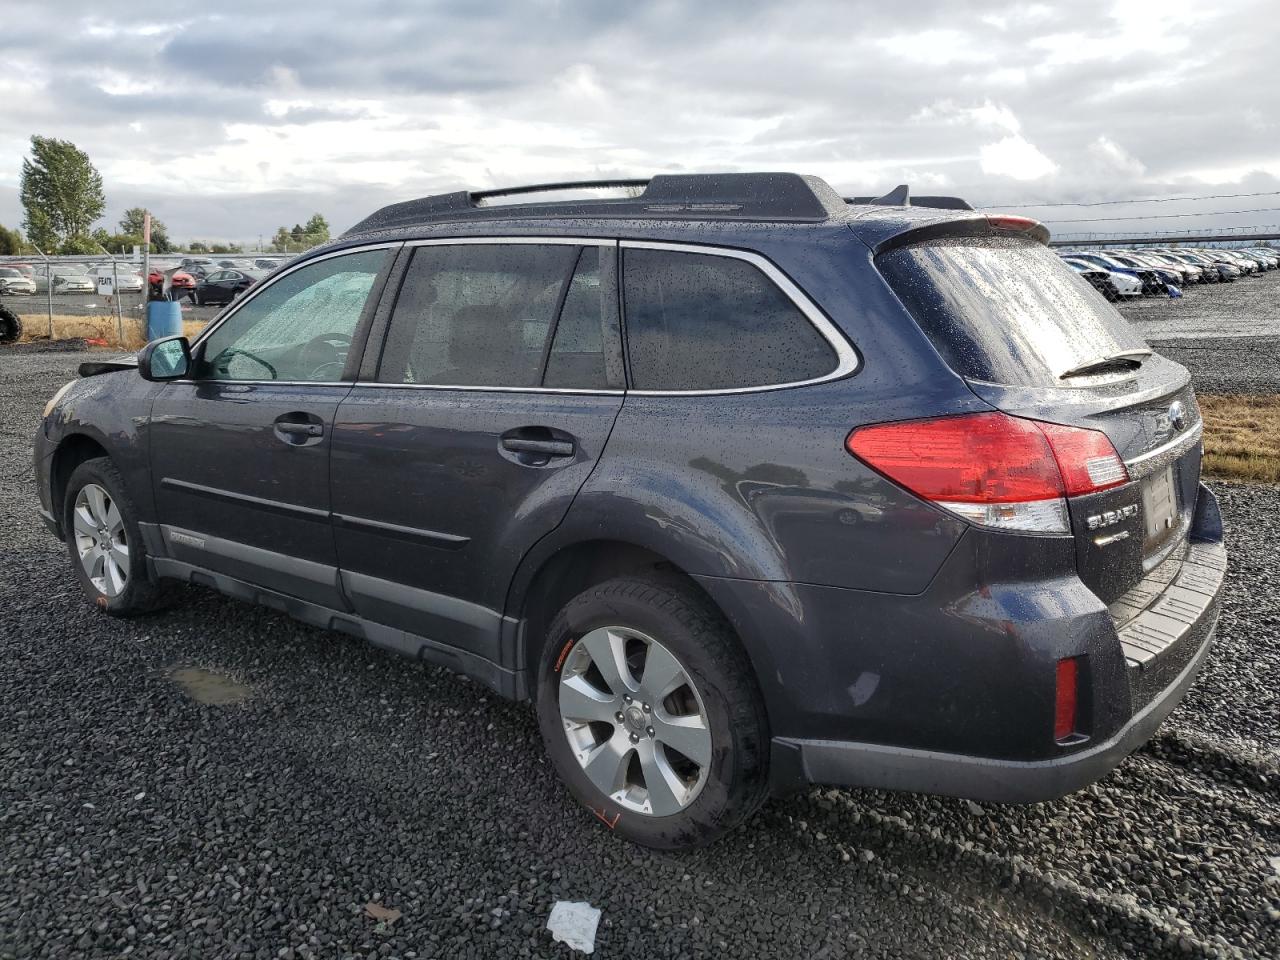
344, 172, 849, 235
845, 185, 974, 211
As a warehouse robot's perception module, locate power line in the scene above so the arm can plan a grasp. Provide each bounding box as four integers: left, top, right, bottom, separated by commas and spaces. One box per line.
1041, 206, 1280, 224
978, 190, 1280, 208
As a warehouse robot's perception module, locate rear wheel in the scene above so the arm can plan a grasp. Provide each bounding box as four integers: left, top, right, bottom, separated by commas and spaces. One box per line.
63, 457, 169, 616
0, 303, 21, 342
535, 575, 770, 848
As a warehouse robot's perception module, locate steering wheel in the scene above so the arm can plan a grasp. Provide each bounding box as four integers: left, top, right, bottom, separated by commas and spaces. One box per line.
297, 332, 353, 381
211, 348, 277, 380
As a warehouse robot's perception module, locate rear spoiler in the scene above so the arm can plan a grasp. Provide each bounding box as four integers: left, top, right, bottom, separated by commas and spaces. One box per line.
870, 214, 1051, 256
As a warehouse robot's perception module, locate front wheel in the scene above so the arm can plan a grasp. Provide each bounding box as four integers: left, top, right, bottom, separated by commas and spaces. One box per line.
63, 457, 170, 616
535, 575, 770, 849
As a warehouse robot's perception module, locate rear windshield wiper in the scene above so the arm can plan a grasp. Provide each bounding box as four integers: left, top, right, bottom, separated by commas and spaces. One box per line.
1059, 349, 1152, 380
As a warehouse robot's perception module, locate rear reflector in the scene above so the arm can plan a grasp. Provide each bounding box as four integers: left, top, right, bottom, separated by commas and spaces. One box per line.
845, 412, 1128, 533
1054, 657, 1080, 741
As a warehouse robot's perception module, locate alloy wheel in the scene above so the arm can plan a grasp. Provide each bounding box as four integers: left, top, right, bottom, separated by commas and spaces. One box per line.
558, 626, 712, 816
72, 483, 129, 597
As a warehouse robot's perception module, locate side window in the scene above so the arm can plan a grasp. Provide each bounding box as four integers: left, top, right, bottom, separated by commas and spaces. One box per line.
378, 243, 580, 387
544, 246, 624, 389
622, 247, 838, 391
197, 249, 387, 382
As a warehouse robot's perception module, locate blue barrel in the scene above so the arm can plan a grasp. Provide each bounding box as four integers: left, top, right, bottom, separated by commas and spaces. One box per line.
145, 300, 183, 340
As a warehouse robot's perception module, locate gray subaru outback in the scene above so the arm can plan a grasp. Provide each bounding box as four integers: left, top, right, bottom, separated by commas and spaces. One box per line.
33, 173, 1226, 848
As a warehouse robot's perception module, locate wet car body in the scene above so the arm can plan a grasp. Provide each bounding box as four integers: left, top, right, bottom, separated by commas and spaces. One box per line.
33, 173, 1225, 815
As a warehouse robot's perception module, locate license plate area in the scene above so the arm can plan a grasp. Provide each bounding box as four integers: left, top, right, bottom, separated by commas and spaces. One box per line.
1142, 466, 1179, 553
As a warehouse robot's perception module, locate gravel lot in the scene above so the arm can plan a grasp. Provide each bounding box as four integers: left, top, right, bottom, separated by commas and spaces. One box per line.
2, 315, 1278, 958
1114, 272, 1280, 395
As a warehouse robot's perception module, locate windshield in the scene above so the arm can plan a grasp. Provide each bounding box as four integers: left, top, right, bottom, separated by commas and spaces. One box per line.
878, 236, 1149, 387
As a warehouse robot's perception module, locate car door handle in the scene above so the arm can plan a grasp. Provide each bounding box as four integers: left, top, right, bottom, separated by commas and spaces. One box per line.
501, 437, 574, 457
275, 421, 323, 437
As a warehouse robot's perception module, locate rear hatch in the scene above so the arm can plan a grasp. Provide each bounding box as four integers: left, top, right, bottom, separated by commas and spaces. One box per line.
875, 231, 1202, 606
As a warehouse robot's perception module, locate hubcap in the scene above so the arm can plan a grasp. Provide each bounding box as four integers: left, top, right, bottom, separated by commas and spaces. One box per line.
558, 626, 712, 817
72, 483, 129, 598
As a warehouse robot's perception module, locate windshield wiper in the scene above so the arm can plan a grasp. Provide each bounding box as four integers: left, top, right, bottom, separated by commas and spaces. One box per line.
1059, 349, 1152, 380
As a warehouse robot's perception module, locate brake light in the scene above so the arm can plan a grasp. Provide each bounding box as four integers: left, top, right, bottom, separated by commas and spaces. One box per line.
987, 214, 1041, 232
1054, 657, 1080, 741
845, 412, 1128, 533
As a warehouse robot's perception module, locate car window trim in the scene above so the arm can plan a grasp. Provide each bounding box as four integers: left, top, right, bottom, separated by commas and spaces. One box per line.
174, 241, 403, 386
619, 240, 860, 396
348, 236, 857, 397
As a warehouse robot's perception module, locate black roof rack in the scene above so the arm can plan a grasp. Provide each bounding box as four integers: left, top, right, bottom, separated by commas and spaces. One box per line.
344, 172, 849, 235
845, 184, 974, 211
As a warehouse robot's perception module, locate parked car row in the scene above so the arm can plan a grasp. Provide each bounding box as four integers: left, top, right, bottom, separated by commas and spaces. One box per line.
1059, 246, 1278, 300
1, 260, 147, 295
148, 260, 271, 305
0, 256, 288, 305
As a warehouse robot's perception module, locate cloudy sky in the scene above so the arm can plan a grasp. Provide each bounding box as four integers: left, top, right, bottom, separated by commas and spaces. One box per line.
2, 0, 1278, 245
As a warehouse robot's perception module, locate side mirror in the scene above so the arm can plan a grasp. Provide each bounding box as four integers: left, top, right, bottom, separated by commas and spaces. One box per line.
138, 336, 191, 381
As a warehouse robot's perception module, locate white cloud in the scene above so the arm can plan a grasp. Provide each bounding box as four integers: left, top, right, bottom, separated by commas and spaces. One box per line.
980, 135, 1058, 180
1088, 136, 1145, 177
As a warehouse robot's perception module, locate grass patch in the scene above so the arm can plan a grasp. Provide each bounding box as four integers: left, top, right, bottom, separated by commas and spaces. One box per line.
1199, 393, 1280, 484
18, 314, 208, 350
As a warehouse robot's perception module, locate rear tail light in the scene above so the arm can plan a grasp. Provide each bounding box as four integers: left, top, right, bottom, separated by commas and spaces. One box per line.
845, 412, 1128, 533
1054, 656, 1081, 741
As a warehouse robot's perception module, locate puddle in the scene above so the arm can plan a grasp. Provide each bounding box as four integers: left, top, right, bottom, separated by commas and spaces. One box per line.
168, 666, 252, 705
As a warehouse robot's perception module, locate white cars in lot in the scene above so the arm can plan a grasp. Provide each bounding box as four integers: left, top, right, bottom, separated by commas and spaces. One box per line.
1062, 256, 1143, 297
85, 265, 145, 293
33, 269, 95, 294
0, 266, 36, 295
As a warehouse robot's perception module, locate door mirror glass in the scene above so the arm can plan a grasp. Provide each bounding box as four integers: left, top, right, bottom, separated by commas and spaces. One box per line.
139, 336, 191, 381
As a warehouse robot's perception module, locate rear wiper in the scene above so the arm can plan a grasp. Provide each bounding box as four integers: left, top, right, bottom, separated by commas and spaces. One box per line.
1059, 349, 1152, 380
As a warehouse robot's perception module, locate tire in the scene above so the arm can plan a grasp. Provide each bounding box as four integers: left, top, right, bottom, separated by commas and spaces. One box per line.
0, 303, 21, 343
62, 457, 170, 616
535, 575, 770, 849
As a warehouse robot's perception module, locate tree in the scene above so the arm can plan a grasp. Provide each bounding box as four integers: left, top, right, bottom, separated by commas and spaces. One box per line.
20, 136, 106, 251
0, 224, 26, 255
119, 207, 174, 253
271, 227, 292, 252
303, 213, 330, 243
290, 223, 305, 242
187, 241, 209, 253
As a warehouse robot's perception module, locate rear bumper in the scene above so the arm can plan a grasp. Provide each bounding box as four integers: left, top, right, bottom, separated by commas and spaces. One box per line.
754, 483, 1226, 802
773, 614, 1214, 803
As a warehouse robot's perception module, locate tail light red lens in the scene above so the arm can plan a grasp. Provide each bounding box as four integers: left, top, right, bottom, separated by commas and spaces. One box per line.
845, 412, 1128, 533
1054, 657, 1080, 741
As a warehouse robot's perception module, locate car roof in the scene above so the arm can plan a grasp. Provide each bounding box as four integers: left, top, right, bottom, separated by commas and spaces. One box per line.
330, 173, 1013, 257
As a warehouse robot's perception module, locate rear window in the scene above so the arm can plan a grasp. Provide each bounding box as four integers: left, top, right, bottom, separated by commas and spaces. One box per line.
878, 237, 1149, 386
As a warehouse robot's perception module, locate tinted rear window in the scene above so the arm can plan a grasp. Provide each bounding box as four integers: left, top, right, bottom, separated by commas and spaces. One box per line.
622, 248, 837, 391
878, 237, 1149, 386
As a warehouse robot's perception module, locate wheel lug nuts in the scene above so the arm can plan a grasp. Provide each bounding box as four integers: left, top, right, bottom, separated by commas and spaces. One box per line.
646, 727, 655, 737
629, 732, 639, 744
615, 712, 624, 723
623, 695, 632, 704
642, 703, 651, 713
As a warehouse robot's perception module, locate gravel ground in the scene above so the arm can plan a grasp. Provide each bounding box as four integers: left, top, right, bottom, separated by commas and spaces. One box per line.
1118, 271, 1280, 344
2, 343, 1278, 959
1112, 271, 1280, 395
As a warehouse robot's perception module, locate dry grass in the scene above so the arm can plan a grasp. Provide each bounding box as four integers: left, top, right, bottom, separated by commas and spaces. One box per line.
18, 314, 208, 350
1199, 393, 1280, 484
